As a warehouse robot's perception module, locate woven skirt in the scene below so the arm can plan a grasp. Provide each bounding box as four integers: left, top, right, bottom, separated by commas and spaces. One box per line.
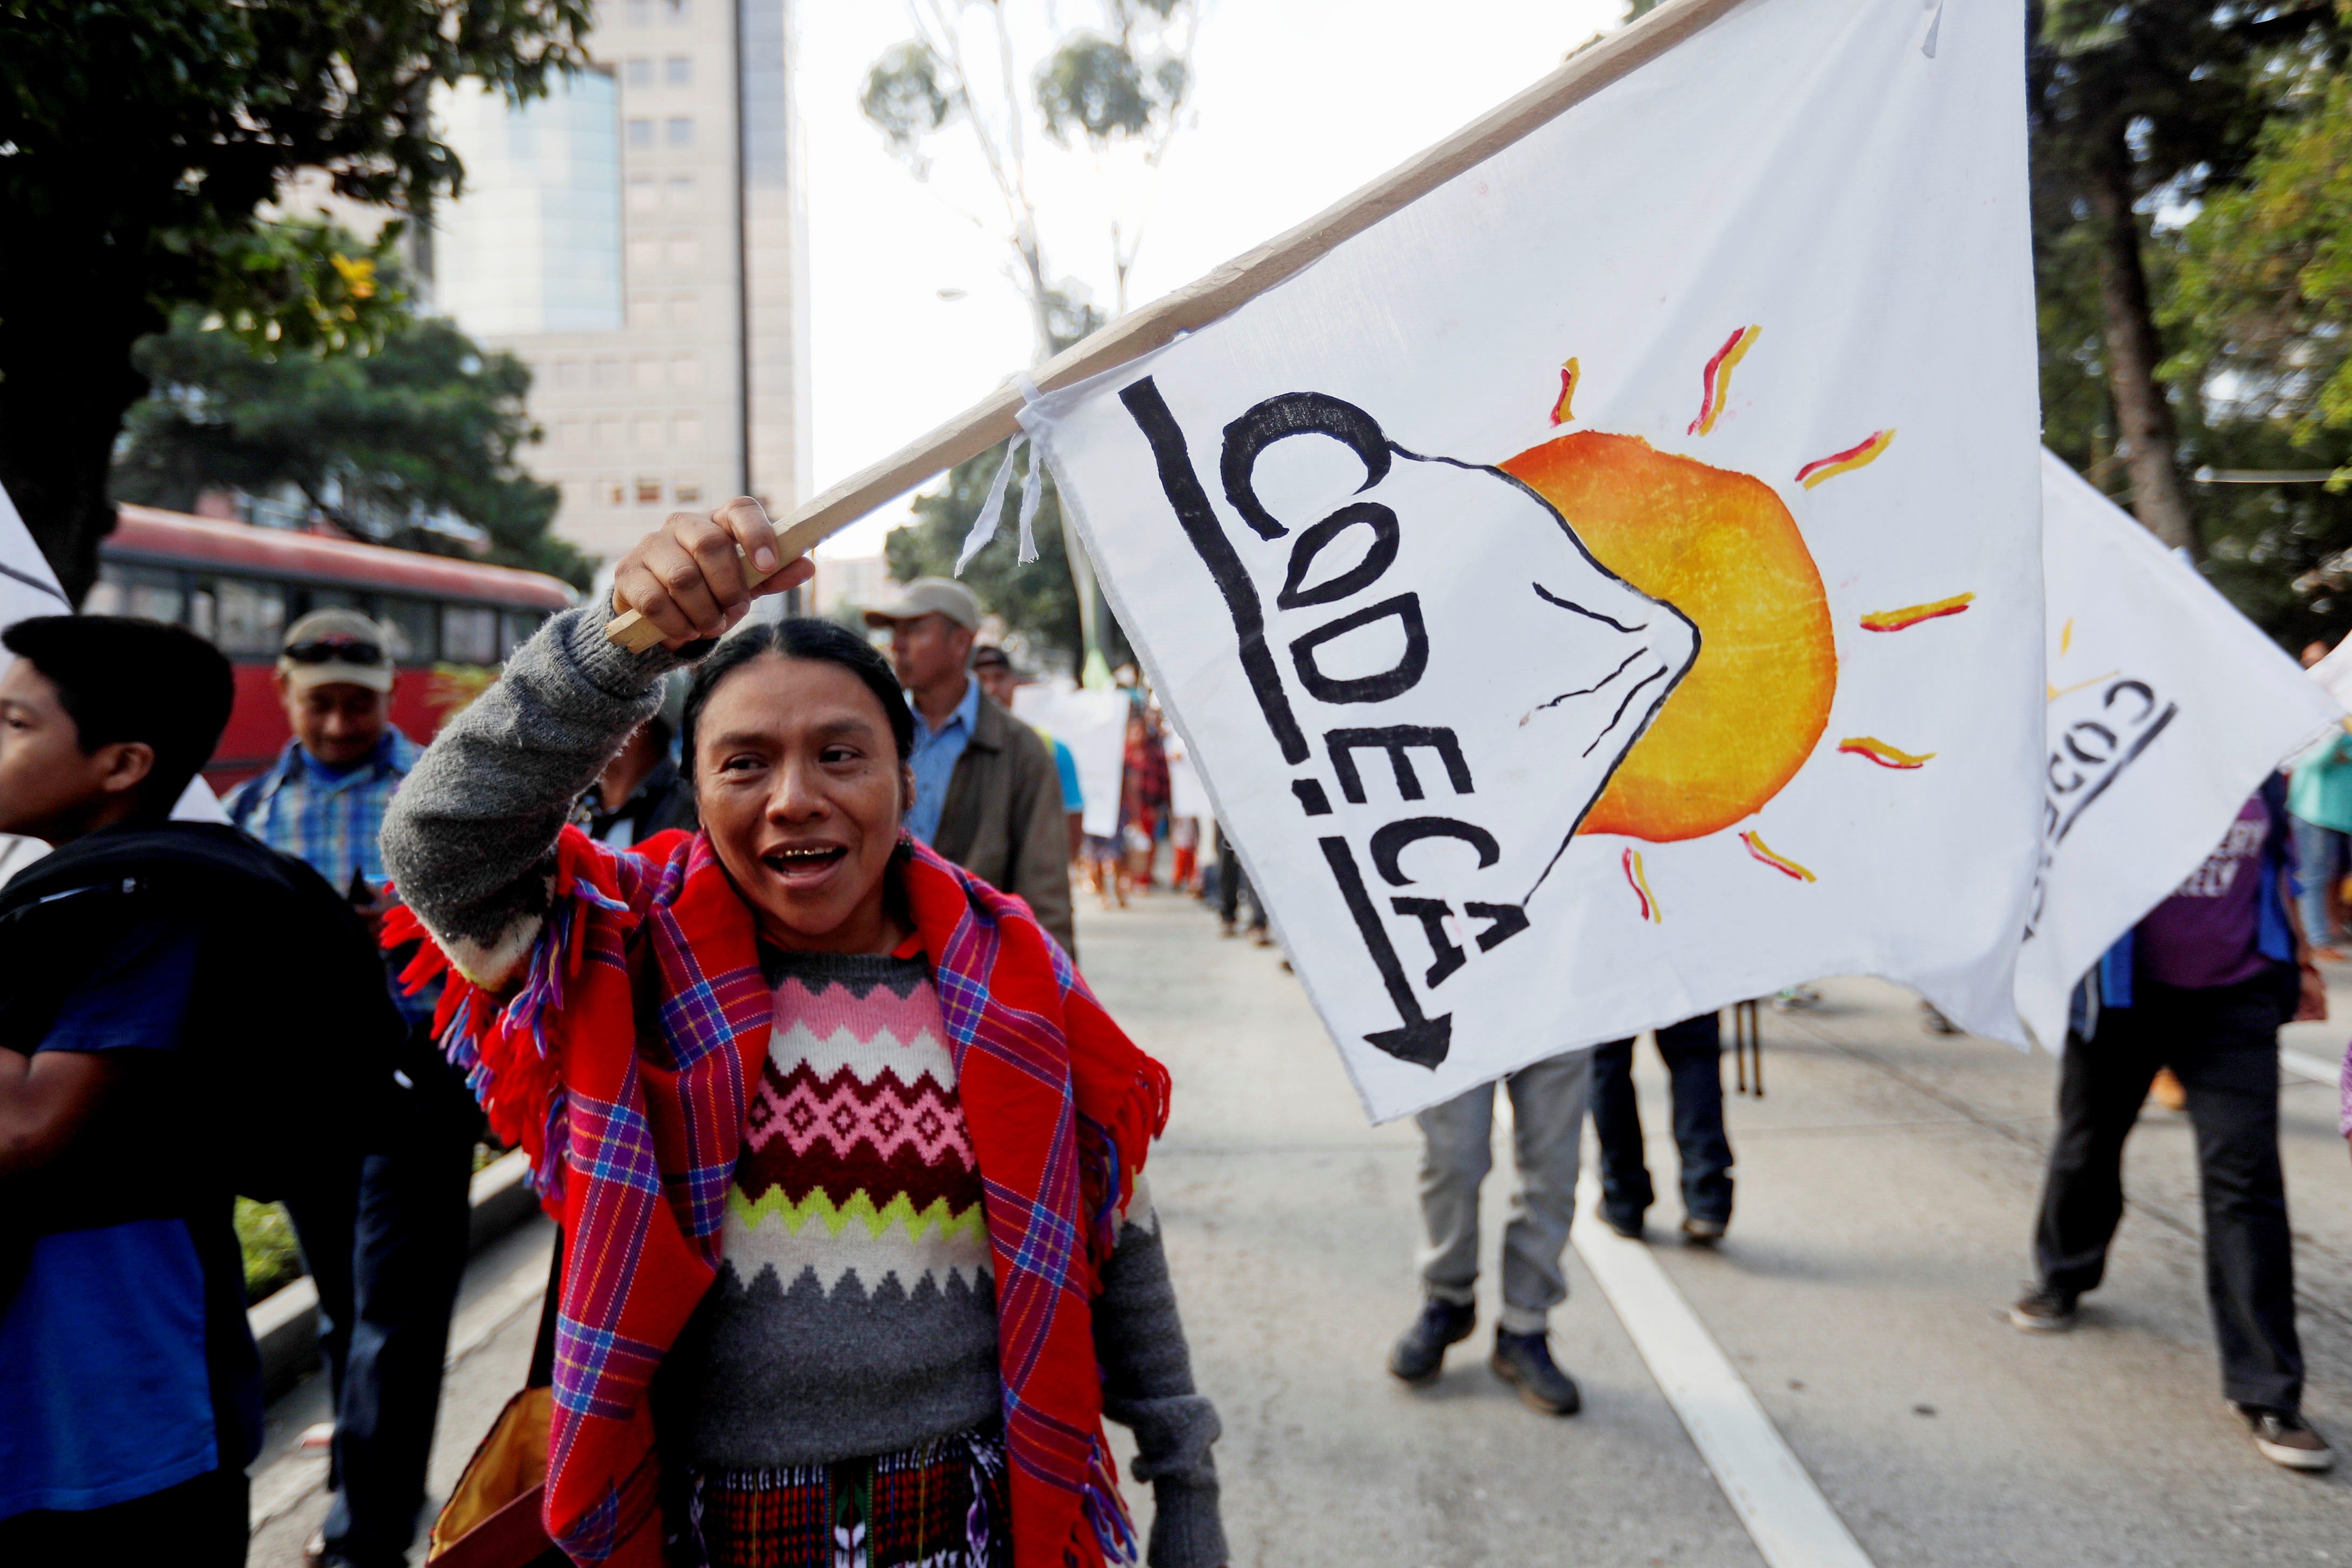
669, 1422, 1010, 1568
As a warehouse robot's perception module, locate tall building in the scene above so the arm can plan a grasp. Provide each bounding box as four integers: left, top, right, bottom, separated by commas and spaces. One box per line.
429, 0, 811, 563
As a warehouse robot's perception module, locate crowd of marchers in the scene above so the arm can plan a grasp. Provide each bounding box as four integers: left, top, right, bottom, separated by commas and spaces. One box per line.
3, 500, 2351, 1568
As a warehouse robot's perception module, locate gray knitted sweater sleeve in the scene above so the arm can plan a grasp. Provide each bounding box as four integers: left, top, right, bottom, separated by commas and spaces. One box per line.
384, 606, 1228, 1562
1098, 1190, 1228, 1568
380, 601, 691, 985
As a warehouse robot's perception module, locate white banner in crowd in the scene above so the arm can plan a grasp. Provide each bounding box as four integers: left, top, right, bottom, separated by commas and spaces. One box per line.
1024, 0, 2043, 1118
1012, 684, 1129, 840
2013, 451, 2342, 1049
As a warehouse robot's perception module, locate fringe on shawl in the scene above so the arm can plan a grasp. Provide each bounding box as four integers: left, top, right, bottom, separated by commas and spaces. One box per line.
1079, 1433, 1140, 1566
382, 847, 635, 1208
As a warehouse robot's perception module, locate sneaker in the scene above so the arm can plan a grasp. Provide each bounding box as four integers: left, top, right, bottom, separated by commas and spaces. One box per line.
1681, 1215, 1727, 1246
2008, 1283, 2077, 1332
1770, 984, 1821, 1013
2237, 1406, 2335, 1472
1602, 1208, 1644, 1241
1921, 1003, 1962, 1035
1490, 1329, 1582, 1415
1388, 1297, 1476, 1385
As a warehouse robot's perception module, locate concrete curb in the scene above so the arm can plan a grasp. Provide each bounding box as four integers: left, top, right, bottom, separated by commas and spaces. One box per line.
249, 1147, 540, 1400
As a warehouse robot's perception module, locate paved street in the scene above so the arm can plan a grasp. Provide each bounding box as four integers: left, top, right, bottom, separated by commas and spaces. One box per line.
254, 888, 2352, 1566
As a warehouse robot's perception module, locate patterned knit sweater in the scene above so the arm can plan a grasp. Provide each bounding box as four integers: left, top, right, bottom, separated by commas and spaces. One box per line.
658, 946, 1002, 1467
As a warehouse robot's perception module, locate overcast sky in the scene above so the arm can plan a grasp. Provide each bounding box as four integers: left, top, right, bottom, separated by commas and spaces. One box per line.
798, 0, 1627, 558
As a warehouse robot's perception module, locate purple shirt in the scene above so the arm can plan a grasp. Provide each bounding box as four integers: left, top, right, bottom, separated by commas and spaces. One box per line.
2137, 794, 2275, 991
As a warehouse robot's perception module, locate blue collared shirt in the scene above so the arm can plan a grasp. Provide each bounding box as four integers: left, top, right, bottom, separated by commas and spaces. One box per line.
906, 675, 982, 846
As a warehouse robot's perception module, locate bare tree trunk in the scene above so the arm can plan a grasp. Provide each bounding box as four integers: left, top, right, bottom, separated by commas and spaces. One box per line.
2085, 134, 2200, 559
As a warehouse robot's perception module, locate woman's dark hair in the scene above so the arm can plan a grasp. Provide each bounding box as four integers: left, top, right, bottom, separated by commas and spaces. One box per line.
680, 617, 914, 782
2, 614, 235, 817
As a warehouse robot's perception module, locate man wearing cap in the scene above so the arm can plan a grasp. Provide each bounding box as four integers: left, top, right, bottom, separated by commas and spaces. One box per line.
974, 645, 1086, 865
224, 610, 478, 1568
866, 579, 1077, 955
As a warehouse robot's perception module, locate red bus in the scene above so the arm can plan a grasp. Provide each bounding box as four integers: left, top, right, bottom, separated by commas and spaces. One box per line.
88, 505, 578, 788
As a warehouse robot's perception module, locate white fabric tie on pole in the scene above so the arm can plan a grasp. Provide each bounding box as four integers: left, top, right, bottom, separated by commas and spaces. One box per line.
953, 377, 1051, 578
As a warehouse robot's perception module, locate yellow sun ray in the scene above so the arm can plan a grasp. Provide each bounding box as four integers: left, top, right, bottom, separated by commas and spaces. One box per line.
1860, 591, 1974, 633
1739, 829, 1816, 883
1838, 736, 1935, 769
1686, 325, 1759, 436
1551, 357, 1580, 426
1794, 428, 1896, 488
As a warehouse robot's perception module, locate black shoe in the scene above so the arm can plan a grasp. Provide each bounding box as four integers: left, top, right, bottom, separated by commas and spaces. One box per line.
2008, 1283, 2076, 1332
1603, 1208, 1644, 1240
1388, 1297, 1476, 1385
2235, 1405, 2335, 1472
1680, 1215, 1727, 1246
1490, 1329, 1582, 1415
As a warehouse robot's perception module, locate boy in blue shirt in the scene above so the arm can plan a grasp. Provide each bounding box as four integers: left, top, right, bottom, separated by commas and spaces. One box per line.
0, 614, 409, 1562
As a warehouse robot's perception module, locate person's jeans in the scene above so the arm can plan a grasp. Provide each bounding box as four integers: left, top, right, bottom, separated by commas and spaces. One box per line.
285, 1123, 477, 1568
2033, 976, 2305, 1411
0, 1465, 249, 1566
1413, 1049, 1591, 1335
2291, 815, 2348, 941
1588, 1014, 1735, 1229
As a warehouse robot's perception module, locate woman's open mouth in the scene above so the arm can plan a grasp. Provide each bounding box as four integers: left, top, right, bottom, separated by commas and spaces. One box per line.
761, 843, 850, 885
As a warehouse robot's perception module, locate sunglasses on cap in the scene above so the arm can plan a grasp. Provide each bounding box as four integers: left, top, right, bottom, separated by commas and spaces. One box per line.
283, 639, 387, 666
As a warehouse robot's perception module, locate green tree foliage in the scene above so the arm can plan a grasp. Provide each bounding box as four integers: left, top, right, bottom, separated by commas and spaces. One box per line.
0, 0, 592, 601
2026, 0, 2344, 558
114, 299, 590, 587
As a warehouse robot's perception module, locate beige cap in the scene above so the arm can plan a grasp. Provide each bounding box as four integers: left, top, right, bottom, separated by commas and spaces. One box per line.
863, 577, 982, 632
278, 607, 395, 693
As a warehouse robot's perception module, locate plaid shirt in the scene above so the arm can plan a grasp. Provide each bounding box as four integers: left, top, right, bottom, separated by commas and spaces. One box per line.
224, 730, 423, 892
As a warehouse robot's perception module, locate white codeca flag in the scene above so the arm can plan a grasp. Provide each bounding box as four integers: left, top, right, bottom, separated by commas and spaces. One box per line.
2013, 451, 2342, 1049
1024, 0, 2043, 1119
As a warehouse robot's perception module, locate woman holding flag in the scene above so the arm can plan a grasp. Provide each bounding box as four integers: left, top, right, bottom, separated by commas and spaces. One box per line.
380, 501, 1227, 1568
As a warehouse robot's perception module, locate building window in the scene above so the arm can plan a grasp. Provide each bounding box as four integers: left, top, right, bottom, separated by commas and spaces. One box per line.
500, 610, 544, 660
633, 417, 664, 449
214, 577, 286, 657
625, 0, 651, 23
601, 476, 627, 507
631, 356, 662, 389
665, 55, 693, 86
666, 236, 700, 267
629, 293, 661, 326
594, 417, 623, 449
442, 604, 500, 666
673, 414, 702, 449
557, 418, 585, 449
627, 237, 660, 274
627, 118, 654, 149
670, 353, 700, 387
627, 175, 659, 213
667, 291, 698, 326
554, 358, 584, 389
593, 356, 623, 388
663, 0, 691, 21
674, 478, 703, 505
636, 477, 664, 505
379, 596, 438, 664
665, 173, 695, 209
624, 57, 653, 88
665, 116, 694, 146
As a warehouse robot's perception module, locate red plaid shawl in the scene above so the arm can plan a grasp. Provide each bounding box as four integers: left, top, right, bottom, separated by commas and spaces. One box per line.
387, 827, 1171, 1568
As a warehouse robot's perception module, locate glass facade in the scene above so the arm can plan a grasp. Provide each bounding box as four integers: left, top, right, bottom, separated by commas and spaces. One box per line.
433, 71, 626, 336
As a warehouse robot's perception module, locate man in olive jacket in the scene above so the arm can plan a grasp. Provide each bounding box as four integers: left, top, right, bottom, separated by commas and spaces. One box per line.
868, 579, 1077, 956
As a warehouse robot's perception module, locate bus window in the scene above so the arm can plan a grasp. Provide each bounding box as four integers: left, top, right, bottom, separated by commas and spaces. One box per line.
301, 586, 363, 617
442, 603, 499, 665
85, 563, 184, 624
500, 608, 545, 659
214, 577, 286, 656
188, 585, 216, 642
379, 596, 438, 664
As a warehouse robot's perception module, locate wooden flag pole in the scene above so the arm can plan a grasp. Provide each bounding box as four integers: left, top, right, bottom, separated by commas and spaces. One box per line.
607, 0, 1750, 653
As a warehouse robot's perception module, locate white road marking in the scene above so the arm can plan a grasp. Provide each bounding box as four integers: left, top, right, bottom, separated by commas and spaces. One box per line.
1573, 1180, 1878, 1568
2281, 1047, 2342, 1088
